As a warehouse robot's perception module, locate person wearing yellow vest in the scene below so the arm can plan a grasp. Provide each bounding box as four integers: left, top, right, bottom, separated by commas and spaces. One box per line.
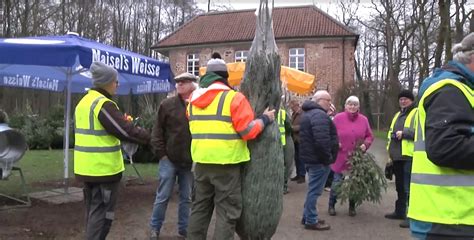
279, 107, 294, 194
74, 61, 150, 240
186, 53, 275, 240
385, 90, 416, 229
409, 33, 474, 239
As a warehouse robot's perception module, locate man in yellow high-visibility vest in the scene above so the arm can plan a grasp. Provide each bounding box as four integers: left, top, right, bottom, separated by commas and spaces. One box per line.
186, 53, 275, 239
409, 33, 474, 239
74, 62, 150, 240
385, 90, 416, 229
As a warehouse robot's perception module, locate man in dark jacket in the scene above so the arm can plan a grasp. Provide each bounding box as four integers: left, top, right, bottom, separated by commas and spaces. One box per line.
74, 62, 150, 240
149, 72, 197, 239
409, 32, 474, 239
385, 90, 416, 228
300, 90, 338, 231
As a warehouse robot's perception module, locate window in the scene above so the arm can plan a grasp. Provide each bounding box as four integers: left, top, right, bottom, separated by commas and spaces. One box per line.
289, 48, 305, 71
187, 53, 200, 76
235, 50, 249, 62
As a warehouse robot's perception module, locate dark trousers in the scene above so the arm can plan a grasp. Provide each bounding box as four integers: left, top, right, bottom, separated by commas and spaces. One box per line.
83, 181, 120, 240
294, 142, 305, 177
187, 163, 242, 240
393, 160, 412, 216
325, 170, 334, 188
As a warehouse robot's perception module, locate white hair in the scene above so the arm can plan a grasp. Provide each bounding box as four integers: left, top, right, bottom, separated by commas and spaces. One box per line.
345, 95, 360, 105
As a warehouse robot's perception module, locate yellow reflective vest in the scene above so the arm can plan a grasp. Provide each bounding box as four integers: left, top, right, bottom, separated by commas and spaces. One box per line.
408, 79, 474, 225
74, 90, 124, 177
387, 107, 417, 157
188, 90, 250, 164
279, 109, 286, 146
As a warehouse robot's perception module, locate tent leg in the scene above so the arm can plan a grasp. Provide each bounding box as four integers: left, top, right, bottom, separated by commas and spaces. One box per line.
130, 161, 145, 185
0, 166, 31, 210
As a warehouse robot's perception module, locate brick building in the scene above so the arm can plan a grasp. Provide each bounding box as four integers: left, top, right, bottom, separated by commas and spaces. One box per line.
152, 5, 358, 99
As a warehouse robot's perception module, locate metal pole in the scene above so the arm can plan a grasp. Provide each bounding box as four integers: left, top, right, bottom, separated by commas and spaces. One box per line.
63, 67, 73, 194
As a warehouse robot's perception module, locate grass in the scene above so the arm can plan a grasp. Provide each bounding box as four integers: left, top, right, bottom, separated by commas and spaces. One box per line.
1, 149, 158, 196
372, 129, 387, 140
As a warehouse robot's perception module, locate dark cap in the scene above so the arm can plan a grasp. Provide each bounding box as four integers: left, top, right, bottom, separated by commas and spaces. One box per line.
398, 90, 414, 101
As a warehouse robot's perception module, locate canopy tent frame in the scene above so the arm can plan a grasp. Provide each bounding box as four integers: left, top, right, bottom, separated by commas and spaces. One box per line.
0, 34, 173, 193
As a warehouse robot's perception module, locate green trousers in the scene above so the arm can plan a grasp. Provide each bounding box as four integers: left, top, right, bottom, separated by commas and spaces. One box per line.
187, 163, 242, 240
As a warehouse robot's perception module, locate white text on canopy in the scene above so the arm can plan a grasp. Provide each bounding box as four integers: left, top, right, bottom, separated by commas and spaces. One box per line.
92, 49, 161, 77
3, 74, 59, 91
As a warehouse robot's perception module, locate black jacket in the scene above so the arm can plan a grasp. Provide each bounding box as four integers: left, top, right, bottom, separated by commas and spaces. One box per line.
150, 95, 193, 170
388, 103, 416, 161
424, 84, 474, 170
299, 100, 339, 166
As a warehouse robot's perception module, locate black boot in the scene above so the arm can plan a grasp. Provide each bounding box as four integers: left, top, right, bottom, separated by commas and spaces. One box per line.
348, 201, 356, 217
328, 205, 336, 216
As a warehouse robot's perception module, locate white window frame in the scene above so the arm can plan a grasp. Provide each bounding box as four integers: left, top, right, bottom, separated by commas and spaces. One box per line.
235, 50, 249, 62
187, 53, 200, 76
289, 48, 305, 71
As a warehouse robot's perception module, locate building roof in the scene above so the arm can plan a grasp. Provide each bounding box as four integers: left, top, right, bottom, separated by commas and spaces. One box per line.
153, 5, 358, 52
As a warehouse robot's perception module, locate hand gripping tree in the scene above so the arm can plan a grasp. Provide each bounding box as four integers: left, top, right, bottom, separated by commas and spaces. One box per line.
236, 1, 284, 239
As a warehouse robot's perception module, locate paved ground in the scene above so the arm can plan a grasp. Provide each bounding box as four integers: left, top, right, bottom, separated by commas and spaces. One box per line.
0, 138, 412, 239
108, 138, 411, 240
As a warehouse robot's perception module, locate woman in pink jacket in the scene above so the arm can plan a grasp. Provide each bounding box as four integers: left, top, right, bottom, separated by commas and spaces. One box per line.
328, 96, 374, 217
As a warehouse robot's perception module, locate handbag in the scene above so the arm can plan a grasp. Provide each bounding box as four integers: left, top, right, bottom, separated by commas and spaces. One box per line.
385, 161, 394, 180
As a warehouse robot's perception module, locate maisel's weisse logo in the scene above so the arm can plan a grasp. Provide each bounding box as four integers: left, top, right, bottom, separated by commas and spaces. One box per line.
92, 49, 161, 77
3, 74, 59, 91
136, 80, 171, 94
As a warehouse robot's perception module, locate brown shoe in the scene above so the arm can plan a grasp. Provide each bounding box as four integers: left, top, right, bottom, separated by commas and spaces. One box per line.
301, 218, 325, 225
305, 222, 330, 231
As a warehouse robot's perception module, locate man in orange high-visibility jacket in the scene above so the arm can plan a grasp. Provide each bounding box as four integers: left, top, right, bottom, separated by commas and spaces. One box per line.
186, 53, 275, 240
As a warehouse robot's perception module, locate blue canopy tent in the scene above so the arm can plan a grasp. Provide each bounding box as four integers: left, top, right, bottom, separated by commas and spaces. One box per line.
0, 33, 173, 189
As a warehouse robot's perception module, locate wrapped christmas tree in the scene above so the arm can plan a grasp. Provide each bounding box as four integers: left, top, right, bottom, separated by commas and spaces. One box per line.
236, 0, 284, 239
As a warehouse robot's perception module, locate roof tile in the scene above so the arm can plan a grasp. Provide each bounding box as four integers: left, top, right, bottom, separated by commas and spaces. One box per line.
153, 5, 358, 50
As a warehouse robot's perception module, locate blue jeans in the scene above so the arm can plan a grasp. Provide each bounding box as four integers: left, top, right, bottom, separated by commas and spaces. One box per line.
150, 158, 193, 233
302, 164, 330, 225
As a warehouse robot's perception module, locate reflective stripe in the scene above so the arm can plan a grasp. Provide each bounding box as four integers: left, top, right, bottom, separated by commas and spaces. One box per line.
189, 115, 232, 122
192, 133, 241, 140
75, 145, 121, 153
409, 109, 417, 128
412, 173, 474, 187
216, 91, 229, 116
75, 128, 108, 136
414, 118, 425, 151
238, 120, 256, 137
189, 100, 194, 116
89, 97, 105, 129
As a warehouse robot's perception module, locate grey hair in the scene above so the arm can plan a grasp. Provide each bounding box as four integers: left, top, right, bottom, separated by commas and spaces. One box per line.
452, 32, 474, 64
